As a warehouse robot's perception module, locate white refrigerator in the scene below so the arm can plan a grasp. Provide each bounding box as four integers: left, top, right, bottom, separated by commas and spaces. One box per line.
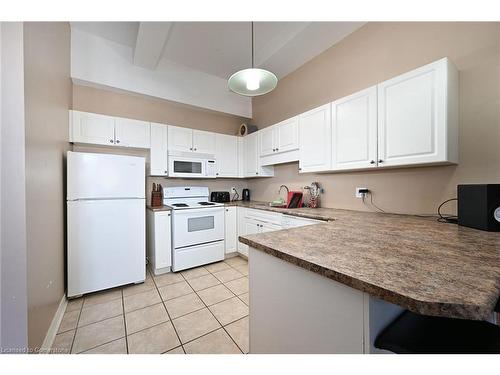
67, 151, 146, 297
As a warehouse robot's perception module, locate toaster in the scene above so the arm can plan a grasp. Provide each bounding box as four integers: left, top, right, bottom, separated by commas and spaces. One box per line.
210, 191, 230, 203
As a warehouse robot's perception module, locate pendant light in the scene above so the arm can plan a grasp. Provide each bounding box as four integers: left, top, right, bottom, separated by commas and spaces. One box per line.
228, 22, 278, 97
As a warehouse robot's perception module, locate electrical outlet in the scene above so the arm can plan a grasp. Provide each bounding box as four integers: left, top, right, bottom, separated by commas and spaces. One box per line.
356, 187, 369, 198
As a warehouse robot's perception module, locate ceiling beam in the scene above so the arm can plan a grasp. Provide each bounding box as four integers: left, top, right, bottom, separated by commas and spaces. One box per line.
133, 22, 172, 69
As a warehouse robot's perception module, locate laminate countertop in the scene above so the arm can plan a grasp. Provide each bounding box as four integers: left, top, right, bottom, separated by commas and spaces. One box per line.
146, 205, 171, 212
225, 200, 335, 221
237, 203, 500, 321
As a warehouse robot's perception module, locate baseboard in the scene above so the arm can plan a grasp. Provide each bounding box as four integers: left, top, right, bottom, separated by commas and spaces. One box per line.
39, 293, 67, 354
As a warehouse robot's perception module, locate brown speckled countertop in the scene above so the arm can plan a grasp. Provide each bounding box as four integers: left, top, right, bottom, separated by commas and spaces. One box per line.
225, 200, 335, 221
146, 205, 171, 212
238, 204, 500, 321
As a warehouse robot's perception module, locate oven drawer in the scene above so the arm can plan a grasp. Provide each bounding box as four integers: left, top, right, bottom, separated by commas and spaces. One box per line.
172, 241, 225, 272
172, 207, 224, 248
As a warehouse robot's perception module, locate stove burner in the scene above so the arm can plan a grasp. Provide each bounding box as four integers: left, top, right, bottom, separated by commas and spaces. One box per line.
198, 202, 215, 206
172, 203, 189, 207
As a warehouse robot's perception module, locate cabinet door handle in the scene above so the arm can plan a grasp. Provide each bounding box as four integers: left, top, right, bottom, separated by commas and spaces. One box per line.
109, 139, 114, 143
276, 148, 279, 151
189, 147, 193, 151
370, 160, 375, 164
116, 140, 120, 144
378, 159, 383, 163
299, 167, 302, 171
164, 170, 168, 174
272, 148, 276, 152
194, 148, 197, 151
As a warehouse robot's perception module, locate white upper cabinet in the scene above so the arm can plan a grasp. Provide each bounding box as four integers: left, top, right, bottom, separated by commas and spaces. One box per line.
298, 104, 332, 173
167, 127, 216, 154
193, 130, 216, 154
70, 111, 150, 148
215, 133, 239, 177
168, 125, 193, 153
259, 126, 276, 157
377, 58, 458, 167
244, 132, 259, 176
149, 123, 169, 176
243, 132, 274, 177
259, 117, 299, 158
114, 117, 151, 148
276, 117, 299, 153
70, 111, 115, 146
237, 137, 245, 178
332, 86, 378, 170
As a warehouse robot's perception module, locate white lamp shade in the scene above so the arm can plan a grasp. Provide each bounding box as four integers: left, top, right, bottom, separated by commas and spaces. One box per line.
228, 68, 278, 97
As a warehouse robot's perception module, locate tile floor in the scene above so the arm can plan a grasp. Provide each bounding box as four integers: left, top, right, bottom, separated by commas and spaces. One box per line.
50, 256, 249, 354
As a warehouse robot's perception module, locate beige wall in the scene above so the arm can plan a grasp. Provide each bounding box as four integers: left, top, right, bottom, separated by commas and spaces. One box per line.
73, 84, 249, 135
250, 22, 500, 215
24, 22, 71, 349
72, 84, 250, 199
1, 22, 29, 351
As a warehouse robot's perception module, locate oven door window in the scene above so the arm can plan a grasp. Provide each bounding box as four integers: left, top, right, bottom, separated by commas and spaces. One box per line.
188, 216, 215, 232
173, 160, 202, 174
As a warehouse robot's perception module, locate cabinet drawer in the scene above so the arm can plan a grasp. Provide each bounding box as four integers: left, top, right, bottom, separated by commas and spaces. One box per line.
282, 215, 321, 228
245, 208, 282, 226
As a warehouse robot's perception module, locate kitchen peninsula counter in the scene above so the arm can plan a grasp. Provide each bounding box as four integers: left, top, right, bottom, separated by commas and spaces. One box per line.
238, 204, 500, 321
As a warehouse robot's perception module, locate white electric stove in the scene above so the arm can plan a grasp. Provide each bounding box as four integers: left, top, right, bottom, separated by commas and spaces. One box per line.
164, 187, 225, 271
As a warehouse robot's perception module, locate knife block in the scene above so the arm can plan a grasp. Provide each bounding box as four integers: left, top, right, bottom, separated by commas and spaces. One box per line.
151, 191, 163, 207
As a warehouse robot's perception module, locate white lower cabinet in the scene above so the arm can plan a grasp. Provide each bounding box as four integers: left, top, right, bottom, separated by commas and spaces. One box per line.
149, 123, 169, 176
281, 215, 321, 228
237, 207, 248, 255
235, 207, 321, 257
224, 206, 237, 254
146, 209, 172, 275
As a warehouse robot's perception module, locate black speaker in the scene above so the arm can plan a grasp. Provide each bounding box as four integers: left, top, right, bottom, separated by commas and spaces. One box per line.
457, 184, 500, 231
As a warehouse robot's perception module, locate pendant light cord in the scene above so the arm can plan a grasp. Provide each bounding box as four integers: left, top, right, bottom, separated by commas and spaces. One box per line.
251, 21, 254, 68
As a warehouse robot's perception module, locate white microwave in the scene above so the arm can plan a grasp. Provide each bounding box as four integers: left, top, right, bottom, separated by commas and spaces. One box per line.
168, 151, 217, 178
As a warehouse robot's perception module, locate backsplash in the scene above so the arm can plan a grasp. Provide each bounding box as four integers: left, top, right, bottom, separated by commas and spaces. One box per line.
147, 177, 248, 205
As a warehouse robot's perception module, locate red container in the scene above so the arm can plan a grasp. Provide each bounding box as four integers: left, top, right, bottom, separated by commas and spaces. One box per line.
286, 191, 303, 208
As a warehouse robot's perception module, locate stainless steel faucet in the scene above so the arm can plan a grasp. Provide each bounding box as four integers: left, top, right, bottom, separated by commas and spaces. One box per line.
279, 185, 289, 196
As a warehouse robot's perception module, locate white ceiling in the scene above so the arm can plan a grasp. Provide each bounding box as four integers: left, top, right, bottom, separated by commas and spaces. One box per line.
70, 22, 365, 117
